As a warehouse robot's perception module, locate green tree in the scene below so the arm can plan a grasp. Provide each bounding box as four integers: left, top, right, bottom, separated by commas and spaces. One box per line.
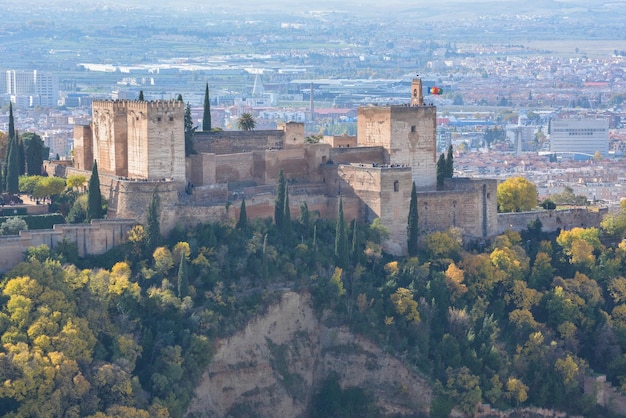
283, 185, 292, 240
176, 94, 183, 101
436, 153, 446, 190
497, 177, 537, 212
177, 252, 189, 298
138, 90, 144, 101
445, 144, 454, 178
237, 199, 247, 230
87, 161, 103, 221
66, 174, 87, 191
299, 201, 310, 237
407, 181, 419, 256
202, 83, 211, 131
237, 112, 256, 131
275, 169, 286, 228
33, 176, 66, 202
145, 189, 161, 254
5, 104, 19, 193
184, 103, 196, 157
0, 217, 28, 235
335, 197, 349, 268
17, 133, 25, 176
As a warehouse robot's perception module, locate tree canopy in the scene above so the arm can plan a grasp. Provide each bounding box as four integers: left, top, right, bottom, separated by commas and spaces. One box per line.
236, 113, 256, 131
497, 176, 537, 212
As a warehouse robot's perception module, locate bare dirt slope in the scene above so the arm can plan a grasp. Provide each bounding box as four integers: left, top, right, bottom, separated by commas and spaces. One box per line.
186, 291, 431, 417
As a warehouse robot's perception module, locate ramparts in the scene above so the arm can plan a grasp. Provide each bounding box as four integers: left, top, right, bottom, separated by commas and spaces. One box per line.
498, 207, 607, 234
0, 219, 135, 273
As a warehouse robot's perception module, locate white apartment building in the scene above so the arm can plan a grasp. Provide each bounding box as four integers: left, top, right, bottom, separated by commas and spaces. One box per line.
3, 70, 58, 107
549, 118, 609, 157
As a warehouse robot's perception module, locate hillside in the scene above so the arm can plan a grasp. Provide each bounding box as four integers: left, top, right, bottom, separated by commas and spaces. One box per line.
1, 205, 626, 416
187, 291, 431, 417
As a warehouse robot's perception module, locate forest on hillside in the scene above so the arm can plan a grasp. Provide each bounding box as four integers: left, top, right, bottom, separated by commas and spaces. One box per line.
2, 187, 626, 417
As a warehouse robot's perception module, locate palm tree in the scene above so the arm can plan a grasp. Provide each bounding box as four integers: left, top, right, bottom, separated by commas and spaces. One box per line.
237, 113, 256, 131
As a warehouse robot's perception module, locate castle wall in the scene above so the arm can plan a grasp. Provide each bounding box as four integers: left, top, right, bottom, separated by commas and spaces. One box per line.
174, 192, 360, 232
418, 178, 499, 240
126, 103, 150, 179
215, 153, 255, 184
258, 146, 328, 185
278, 122, 305, 148
194, 130, 285, 154
0, 219, 135, 273
498, 207, 606, 234
323, 134, 357, 148
188, 153, 216, 186
329, 146, 386, 165
91, 101, 128, 176
358, 106, 393, 149
145, 101, 185, 182
337, 164, 413, 255
73, 125, 92, 171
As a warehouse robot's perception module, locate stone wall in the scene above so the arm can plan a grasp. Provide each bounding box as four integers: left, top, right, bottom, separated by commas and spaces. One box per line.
323, 134, 357, 148
0, 219, 135, 273
187, 153, 216, 187
215, 153, 255, 184
418, 178, 499, 240
330, 146, 386, 165
498, 207, 607, 234
194, 130, 286, 154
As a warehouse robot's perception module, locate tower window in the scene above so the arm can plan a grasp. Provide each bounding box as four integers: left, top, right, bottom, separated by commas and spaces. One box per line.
411, 125, 416, 132
157, 117, 162, 122
169, 116, 174, 122
394, 180, 399, 192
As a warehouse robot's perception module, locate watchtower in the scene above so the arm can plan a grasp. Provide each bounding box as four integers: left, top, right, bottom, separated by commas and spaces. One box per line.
356, 79, 437, 190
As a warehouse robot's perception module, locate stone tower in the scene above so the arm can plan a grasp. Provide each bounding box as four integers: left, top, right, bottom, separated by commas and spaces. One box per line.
356, 78, 437, 190
75, 100, 186, 183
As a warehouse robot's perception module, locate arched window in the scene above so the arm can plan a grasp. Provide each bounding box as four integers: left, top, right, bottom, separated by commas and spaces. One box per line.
394, 180, 399, 192
413, 89, 418, 98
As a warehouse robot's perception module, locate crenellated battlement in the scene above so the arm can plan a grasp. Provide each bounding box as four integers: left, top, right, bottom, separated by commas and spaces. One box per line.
92, 99, 184, 113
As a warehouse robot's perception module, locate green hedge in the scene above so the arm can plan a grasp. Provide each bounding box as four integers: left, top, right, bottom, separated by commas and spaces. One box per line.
0, 214, 66, 230
0, 207, 28, 216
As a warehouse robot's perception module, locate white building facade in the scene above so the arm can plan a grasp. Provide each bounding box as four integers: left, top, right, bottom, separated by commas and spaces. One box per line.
549, 118, 609, 157
3, 70, 58, 107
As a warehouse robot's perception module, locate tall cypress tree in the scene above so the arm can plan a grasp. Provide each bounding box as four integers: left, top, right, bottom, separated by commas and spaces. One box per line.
237, 198, 247, 230
138, 90, 144, 101
445, 145, 454, 178
8, 103, 14, 140
275, 169, 285, 227
407, 181, 419, 257
145, 189, 161, 254
87, 160, 103, 221
436, 153, 446, 190
177, 252, 189, 298
202, 83, 211, 131
351, 218, 359, 262
6, 137, 19, 194
176, 94, 183, 101
17, 132, 25, 176
283, 185, 292, 240
299, 201, 310, 238
335, 197, 349, 268
184, 103, 196, 157
5, 104, 19, 193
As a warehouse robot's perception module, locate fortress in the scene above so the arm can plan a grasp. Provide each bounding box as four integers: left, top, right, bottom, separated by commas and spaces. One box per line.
65, 79, 499, 254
